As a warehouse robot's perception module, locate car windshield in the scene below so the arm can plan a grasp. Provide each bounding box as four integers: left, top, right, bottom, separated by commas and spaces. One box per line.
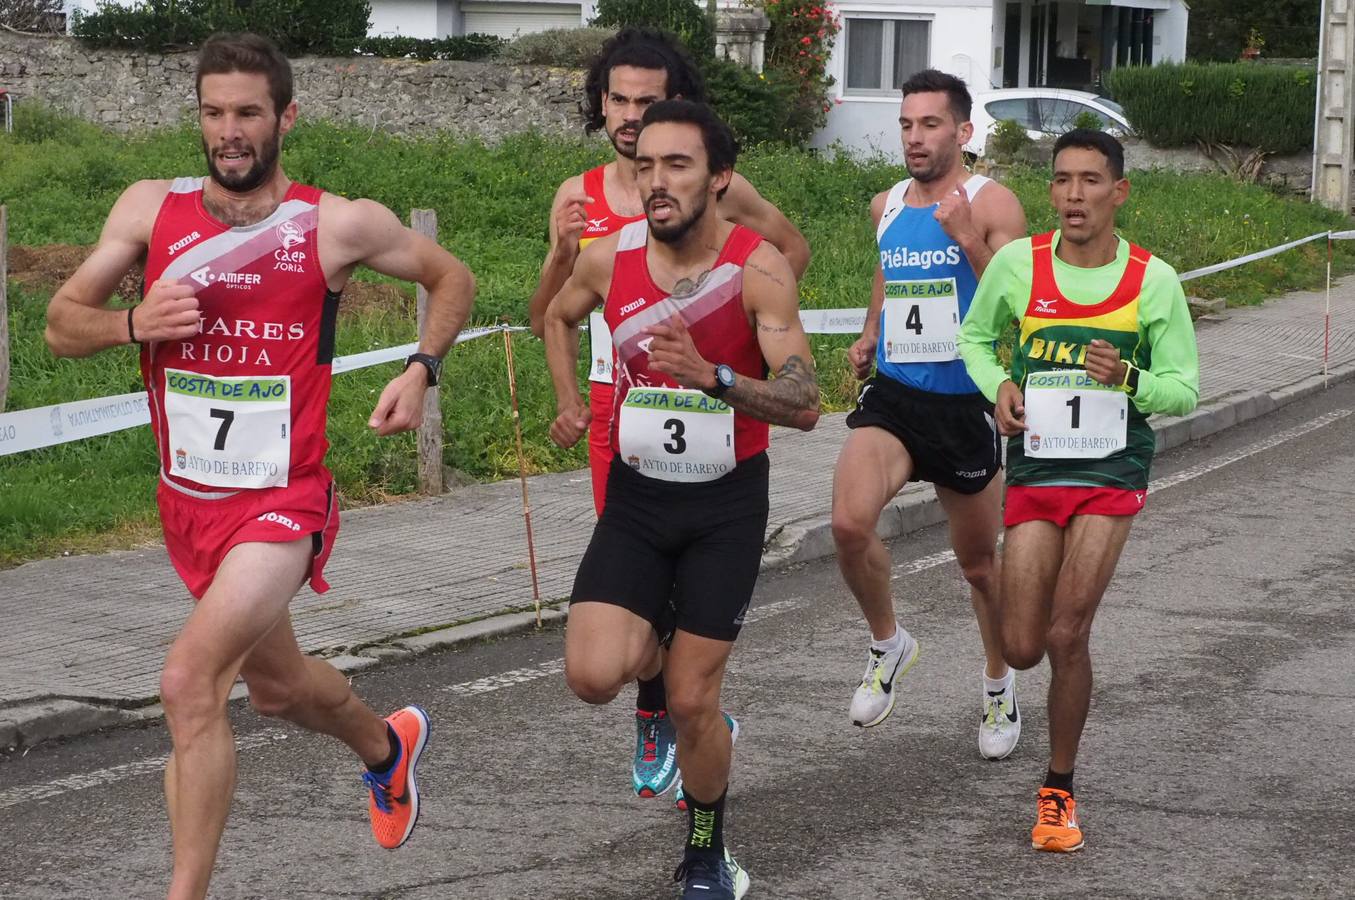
1097, 97, 1126, 117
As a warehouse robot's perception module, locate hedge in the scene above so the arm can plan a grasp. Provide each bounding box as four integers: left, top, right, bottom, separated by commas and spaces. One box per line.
1104, 62, 1315, 154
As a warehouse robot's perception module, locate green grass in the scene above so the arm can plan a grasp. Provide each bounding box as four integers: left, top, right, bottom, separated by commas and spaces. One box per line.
1, 109, 1352, 566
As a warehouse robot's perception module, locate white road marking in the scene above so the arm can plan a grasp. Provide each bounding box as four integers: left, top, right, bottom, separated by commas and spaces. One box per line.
8, 411, 1348, 809
891, 409, 1353, 575
0, 729, 289, 811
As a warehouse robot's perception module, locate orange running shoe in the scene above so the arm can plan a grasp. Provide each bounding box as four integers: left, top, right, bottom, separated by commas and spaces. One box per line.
362, 705, 430, 849
1031, 787, 1084, 852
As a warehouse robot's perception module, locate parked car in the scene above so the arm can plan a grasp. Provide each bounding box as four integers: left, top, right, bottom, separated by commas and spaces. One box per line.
966, 88, 1133, 157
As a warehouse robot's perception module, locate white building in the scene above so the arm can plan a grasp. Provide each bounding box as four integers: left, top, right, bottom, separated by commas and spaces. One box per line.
819, 0, 1189, 158
367, 0, 596, 39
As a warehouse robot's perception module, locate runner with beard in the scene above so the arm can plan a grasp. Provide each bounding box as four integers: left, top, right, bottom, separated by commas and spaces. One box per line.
831, 70, 1028, 757
527, 26, 809, 808
44, 33, 476, 899
544, 100, 819, 899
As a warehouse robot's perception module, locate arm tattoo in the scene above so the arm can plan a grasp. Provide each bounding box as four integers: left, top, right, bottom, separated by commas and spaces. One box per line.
745, 259, 788, 288
723, 354, 821, 430
757, 320, 791, 334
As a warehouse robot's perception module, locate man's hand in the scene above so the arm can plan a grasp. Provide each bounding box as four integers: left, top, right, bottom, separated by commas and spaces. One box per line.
646, 315, 715, 390
549, 396, 591, 448
1085, 339, 1129, 387
996, 379, 1027, 435
934, 183, 978, 246
135, 279, 201, 343
848, 333, 877, 380
368, 365, 429, 436
553, 190, 594, 251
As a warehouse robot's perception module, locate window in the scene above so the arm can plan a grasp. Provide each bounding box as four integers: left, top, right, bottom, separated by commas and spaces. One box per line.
985, 98, 1039, 131
844, 17, 931, 95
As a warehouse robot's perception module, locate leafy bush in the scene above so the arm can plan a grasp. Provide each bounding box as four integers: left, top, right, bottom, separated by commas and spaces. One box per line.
759, 0, 841, 145
592, 0, 714, 57
72, 0, 371, 55
702, 56, 798, 147
1105, 63, 1315, 154
987, 118, 1034, 162
357, 34, 505, 62
501, 27, 612, 67
1071, 110, 1103, 132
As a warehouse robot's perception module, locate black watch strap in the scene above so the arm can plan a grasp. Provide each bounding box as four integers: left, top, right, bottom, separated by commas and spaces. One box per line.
405, 352, 442, 387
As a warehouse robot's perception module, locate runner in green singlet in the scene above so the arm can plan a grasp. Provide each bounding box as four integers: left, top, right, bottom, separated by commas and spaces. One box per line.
957, 130, 1199, 853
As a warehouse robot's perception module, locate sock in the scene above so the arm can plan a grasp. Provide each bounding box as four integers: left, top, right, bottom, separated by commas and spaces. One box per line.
1043, 768, 1074, 794
366, 724, 401, 775
871, 626, 905, 654
685, 788, 727, 857
983, 668, 1013, 695
637, 670, 666, 714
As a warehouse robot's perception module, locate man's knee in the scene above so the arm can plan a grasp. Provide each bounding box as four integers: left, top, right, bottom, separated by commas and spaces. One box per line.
666, 680, 719, 730
565, 660, 626, 706
831, 506, 878, 554
1045, 616, 1092, 665
160, 661, 223, 725
959, 553, 998, 595
1003, 636, 1045, 671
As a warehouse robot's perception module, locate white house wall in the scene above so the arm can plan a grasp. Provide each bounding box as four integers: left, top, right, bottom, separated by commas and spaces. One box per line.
1154, 0, 1189, 63
369, 0, 441, 38
815, 2, 997, 160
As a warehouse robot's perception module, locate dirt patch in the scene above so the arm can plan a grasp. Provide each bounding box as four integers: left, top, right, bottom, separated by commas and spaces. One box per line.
7, 244, 412, 314
8, 244, 144, 302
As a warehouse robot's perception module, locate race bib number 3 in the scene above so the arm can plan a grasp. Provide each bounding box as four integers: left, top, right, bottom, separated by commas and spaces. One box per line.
163, 369, 292, 489
883, 278, 961, 363
588, 311, 614, 385
1024, 369, 1127, 459
617, 387, 735, 483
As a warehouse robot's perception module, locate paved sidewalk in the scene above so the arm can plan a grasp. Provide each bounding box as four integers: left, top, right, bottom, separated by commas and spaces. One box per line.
3, 279, 1354, 748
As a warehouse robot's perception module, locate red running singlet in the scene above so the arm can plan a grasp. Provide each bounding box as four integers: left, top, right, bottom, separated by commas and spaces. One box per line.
605, 220, 769, 466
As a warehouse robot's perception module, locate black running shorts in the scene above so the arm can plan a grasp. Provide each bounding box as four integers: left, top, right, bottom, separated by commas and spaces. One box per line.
845, 375, 1001, 495
571, 452, 770, 642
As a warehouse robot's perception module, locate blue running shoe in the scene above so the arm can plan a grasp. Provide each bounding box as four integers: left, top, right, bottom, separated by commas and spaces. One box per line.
633, 710, 680, 798
674, 713, 739, 811
674, 849, 750, 899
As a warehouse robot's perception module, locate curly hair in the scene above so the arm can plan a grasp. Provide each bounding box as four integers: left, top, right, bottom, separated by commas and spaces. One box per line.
582, 27, 707, 134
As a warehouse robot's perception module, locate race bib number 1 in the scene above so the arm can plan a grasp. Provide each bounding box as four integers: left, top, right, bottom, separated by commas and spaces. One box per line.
617, 387, 735, 483
588, 311, 614, 385
1024, 369, 1127, 459
883, 277, 961, 363
163, 369, 291, 489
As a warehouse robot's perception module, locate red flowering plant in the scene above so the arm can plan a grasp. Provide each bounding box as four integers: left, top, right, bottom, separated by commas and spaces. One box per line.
758, 0, 842, 140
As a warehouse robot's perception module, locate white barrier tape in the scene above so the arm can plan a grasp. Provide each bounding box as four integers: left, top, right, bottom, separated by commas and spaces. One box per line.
798, 308, 868, 334
1330, 230, 1355, 241
0, 324, 516, 457
0, 391, 151, 456
1178, 231, 1331, 282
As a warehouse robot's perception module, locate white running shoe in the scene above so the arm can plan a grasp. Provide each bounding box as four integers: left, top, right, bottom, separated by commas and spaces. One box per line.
979, 675, 1021, 760
849, 632, 920, 728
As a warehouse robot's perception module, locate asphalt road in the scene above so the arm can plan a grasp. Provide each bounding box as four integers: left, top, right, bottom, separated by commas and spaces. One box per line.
3, 381, 1354, 900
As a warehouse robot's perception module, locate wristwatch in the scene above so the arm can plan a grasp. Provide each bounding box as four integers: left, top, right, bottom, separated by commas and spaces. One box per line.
1121, 361, 1141, 397
405, 352, 443, 387
704, 363, 736, 399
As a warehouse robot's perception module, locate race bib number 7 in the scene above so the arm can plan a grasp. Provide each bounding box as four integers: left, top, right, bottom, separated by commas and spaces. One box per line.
617, 387, 735, 483
883, 277, 961, 363
163, 369, 291, 488
1024, 369, 1127, 459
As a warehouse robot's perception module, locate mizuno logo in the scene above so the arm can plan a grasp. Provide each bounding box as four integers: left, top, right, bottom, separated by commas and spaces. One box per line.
1035, 298, 1058, 313
586, 216, 609, 231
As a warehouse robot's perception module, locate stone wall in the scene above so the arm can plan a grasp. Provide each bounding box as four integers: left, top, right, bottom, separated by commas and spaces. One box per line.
1123, 140, 1313, 194
0, 31, 587, 139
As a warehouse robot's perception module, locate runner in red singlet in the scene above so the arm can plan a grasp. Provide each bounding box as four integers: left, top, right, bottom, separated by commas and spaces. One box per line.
43, 33, 476, 900
526, 26, 810, 806
543, 100, 820, 899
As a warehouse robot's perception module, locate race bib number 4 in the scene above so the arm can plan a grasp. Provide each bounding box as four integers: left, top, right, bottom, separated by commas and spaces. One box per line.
588, 311, 614, 385
1024, 369, 1127, 459
617, 387, 735, 483
883, 278, 961, 363
163, 369, 291, 489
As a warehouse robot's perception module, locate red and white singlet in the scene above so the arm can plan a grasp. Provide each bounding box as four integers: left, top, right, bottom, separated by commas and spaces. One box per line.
605, 221, 768, 482
141, 177, 339, 497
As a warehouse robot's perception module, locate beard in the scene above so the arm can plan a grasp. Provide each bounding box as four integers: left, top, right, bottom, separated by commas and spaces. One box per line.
907, 145, 958, 184
607, 119, 642, 159
203, 126, 281, 193
647, 191, 710, 245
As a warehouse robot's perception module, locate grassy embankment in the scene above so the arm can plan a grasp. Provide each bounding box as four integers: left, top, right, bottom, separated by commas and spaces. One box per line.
2, 109, 1351, 566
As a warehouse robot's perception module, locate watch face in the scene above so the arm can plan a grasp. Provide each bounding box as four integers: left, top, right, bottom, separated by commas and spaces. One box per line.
718, 364, 735, 388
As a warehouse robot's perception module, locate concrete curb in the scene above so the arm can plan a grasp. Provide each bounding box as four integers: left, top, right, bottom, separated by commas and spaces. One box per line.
5, 360, 1354, 752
